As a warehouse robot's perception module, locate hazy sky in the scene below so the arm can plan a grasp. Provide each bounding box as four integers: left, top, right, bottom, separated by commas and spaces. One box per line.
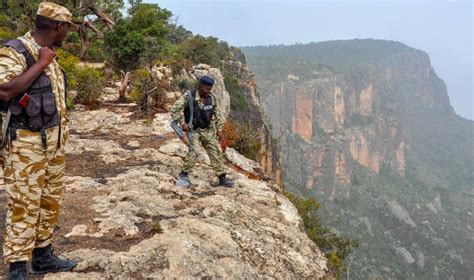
150, 0, 473, 120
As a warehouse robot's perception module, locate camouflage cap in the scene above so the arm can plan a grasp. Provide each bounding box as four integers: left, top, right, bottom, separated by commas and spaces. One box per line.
37, 2, 78, 31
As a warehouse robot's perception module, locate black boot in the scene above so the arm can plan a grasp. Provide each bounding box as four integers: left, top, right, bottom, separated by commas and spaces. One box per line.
176, 170, 191, 188
218, 174, 234, 188
8, 261, 28, 280
30, 245, 76, 275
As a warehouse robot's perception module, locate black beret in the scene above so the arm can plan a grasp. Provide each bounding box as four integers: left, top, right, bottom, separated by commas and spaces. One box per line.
199, 75, 214, 86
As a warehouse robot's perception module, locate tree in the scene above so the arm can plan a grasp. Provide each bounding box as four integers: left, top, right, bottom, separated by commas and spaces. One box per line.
177, 35, 232, 67
0, 0, 124, 60
104, 3, 172, 99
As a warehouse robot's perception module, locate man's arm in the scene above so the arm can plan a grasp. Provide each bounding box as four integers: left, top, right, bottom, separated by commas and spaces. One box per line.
169, 92, 187, 124
0, 47, 56, 102
213, 95, 225, 140
213, 97, 225, 132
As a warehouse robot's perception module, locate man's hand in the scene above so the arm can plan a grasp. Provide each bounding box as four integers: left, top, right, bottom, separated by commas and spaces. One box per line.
182, 123, 190, 132
217, 130, 224, 141
0, 47, 57, 102
38, 47, 56, 68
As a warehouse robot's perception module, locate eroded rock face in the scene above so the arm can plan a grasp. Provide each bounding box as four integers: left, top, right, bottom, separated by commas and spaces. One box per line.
264, 71, 408, 197
52, 107, 329, 279
292, 88, 313, 142
244, 40, 473, 280
191, 64, 231, 117
222, 60, 283, 187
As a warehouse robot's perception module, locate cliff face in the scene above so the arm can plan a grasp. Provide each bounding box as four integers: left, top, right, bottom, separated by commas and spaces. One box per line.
262, 47, 455, 198
244, 40, 473, 280
224, 59, 283, 186
268, 74, 403, 198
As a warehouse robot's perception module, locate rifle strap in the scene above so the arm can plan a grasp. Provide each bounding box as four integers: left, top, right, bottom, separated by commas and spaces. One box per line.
187, 90, 194, 129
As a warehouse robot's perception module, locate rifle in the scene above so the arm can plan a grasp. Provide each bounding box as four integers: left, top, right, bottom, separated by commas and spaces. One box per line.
170, 120, 194, 151
0, 110, 11, 148
170, 90, 196, 151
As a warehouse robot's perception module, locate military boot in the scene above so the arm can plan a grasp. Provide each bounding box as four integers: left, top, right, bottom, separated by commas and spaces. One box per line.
176, 171, 191, 188
30, 245, 76, 275
218, 174, 234, 188
8, 261, 28, 280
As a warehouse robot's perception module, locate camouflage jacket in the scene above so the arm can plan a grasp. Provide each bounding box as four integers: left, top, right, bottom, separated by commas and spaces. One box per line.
0, 31, 69, 149
170, 90, 225, 131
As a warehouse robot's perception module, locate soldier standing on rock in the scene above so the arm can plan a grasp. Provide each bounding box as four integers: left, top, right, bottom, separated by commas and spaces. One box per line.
0, 2, 77, 279
170, 75, 235, 188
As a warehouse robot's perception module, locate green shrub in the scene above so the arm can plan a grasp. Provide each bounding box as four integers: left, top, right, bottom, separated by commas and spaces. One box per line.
129, 68, 156, 111
0, 14, 10, 26
223, 121, 261, 160
176, 35, 232, 67
153, 221, 162, 232
57, 50, 104, 107
57, 49, 79, 89
66, 100, 74, 110
224, 73, 247, 110
74, 66, 105, 107
284, 192, 359, 278
173, 77, 195, 92
0, 26, 16, 43
88, 41, 107, 62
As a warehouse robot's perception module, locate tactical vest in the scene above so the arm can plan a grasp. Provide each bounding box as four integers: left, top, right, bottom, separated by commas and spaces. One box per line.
3, 39, 64, 149
184, 90, 215, 129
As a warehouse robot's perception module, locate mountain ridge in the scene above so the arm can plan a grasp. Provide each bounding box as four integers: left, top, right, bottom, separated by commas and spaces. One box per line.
243, 39, 473, 279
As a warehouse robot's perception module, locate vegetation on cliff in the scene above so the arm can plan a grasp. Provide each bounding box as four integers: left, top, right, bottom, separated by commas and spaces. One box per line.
244, 40, 473, 279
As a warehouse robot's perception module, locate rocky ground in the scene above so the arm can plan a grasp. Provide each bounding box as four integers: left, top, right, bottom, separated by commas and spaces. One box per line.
0, 90, 329, 279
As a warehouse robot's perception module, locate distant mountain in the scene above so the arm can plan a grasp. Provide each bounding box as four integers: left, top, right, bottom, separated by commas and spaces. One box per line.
243, 39, 474, 279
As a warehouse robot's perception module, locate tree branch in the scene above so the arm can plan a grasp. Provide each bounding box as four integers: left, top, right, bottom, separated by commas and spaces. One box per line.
84, 21, 104, 38
88, 4, 115, 30
78, 24, 90, 61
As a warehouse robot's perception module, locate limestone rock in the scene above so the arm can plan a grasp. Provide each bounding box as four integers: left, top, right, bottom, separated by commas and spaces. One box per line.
65, 176, 104, 191
388, 200, 416, 227
151, 65, 173, 91
395, 247, 415, 264
225, 147, 263, 175
191, 64, 230, 117
56, 107, 330, 279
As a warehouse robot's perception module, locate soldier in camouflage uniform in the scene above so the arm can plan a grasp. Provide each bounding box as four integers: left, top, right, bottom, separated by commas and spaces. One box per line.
0, 2, 78, 279
170, 76, 234, 188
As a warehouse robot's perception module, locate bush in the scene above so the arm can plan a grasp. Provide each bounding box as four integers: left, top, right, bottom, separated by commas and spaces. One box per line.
88, 41, 107, 62
57, 49, 79, 89
0, 14, 10, 27
0, 26, 16, 43
129, 68, 156, 111
224, 73, 247, 110
153, 221, 162, 232
284, 192, 359, 278
173, 77, 196, 92
223, 121, 261, 160
74, 66, 105, 107
57, 50, 104, 107
176, 35, 232, 67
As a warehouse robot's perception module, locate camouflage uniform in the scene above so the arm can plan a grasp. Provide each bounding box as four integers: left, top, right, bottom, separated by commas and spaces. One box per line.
170, 91, 226, 175
0, 31, 69, 264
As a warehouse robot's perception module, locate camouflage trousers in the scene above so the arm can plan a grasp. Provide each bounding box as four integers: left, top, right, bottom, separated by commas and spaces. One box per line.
2, 127, 66, 264
182, 128, 226, 176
